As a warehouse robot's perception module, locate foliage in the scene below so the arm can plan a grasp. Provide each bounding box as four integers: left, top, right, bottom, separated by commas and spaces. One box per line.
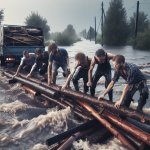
87, 26, 95, 40
103, 0, 129, 46
79, 29, 87, 39
129, 12, 149, 37
52, 24, 80, 46
25, 12, 50, 41
134, 27, 150, 50
0, 9, 4, 24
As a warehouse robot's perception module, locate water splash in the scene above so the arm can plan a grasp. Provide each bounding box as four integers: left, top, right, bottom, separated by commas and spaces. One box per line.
15, 107, 71, 139
73, 138, 128, 150
0, 100, 29, 113
30, 143, 49, 150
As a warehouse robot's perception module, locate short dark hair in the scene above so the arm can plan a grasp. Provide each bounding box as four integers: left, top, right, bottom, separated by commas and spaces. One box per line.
48, 43, 57, 53
75, 52, 86, 62
95, 49, 106, 57
23, 50, 28, 56
35, 48, 42, 54
113, 55, 125, 64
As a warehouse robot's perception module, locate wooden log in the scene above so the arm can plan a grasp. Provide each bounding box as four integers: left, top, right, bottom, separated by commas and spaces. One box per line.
5, 71, 150, 124
59, 88, 150, 124
78, 101, 136, 150
126, 118, 150, 134
57, 132, 82, 150
46, 119, 99, 146
57, 125, 107, 150
41, 95, 91, 120
22, 85, 39, 96
116, 127, 145, 150
104, 111, 150, 145
4, 35, 33, 45
4, 72, 57, 99
20, 75, 149, 125
41, 94, 67, 109
61, 97, 92, 119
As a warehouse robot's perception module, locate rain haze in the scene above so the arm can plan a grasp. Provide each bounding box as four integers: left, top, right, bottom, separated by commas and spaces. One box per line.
1, 0, 150, 32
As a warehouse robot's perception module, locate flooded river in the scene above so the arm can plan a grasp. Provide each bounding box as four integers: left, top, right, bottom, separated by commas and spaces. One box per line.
0, 39, 150, 150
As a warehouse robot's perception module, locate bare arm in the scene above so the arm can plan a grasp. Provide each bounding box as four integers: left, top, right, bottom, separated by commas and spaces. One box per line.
61, 73, 73, 90
14, 64, 23, 76
115, 84, 129, 108
107, 52, 115, 60
61, 62, 78, 90
26, 63, 36, 78
48, 61, 52, 85
98, 80, 114, 100
87, 58, 95, 86
103, 80, 115, 96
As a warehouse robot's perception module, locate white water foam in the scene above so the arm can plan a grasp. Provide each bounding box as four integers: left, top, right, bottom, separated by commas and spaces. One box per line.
15, 107, 71, 139
73, 138, 128, 150
0, 100, 29, 113
30, 143, 49, 150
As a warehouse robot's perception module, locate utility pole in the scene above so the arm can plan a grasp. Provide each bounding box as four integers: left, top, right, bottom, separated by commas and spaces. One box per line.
90, 26, 91, 41
95, 16, 97, 44
135, 1, 139, 39
101, 1, 104, 46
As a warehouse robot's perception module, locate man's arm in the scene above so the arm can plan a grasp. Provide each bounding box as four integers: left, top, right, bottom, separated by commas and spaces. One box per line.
48, 61, 52, 85
61, 63, 78, 90
87, 58, 95, 87
107, 52, 115, 60
14, 58, 24, 77
14, 64, 23, 77
98, 80, 115, 100
115, 84, 129, 108
26, 63, 37, 78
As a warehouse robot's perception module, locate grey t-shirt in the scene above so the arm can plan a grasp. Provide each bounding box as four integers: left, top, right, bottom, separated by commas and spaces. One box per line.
113, 63, 146, 85
49, 48, 68, 65
20, 53, 35, 66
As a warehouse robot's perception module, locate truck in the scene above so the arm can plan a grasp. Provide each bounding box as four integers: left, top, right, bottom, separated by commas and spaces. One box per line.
0, 25, 45, 66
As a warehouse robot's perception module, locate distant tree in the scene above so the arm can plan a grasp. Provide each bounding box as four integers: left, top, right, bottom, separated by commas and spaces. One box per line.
104, 0, 129, 46
79, 29, 87, 38
25, 12, 50, 41
87, 26, 95, 40
129, 12, 149, 37
52, 24, 79, 46
63, 24, 78, 42
0, 9, 4, 25
134, 27, 150, 50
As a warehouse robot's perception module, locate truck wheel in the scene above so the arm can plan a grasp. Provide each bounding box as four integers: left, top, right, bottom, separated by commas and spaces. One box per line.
1, 57, 6, 66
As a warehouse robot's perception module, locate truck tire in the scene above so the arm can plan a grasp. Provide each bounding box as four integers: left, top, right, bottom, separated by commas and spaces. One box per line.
0, 56, 6, 66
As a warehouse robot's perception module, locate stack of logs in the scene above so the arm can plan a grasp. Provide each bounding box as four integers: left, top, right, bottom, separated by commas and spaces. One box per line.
4, 71, 150, 150
4, 26, 43, 46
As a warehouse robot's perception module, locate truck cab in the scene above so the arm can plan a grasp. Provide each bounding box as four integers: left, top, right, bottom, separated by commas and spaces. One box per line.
0, 25, 45, 66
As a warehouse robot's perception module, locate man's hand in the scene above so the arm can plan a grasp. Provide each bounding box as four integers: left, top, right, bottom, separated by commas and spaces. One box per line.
114, 100, 122, 109
87, 81, 92, 87
26, 73, 31, 78
48, 79, 52, 86
98, 94, 105, 101
13, 73, 18, 78
61, 84, 67, 91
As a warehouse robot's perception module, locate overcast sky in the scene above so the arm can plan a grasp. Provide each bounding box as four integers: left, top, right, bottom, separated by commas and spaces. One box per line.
1, 0, 150, 33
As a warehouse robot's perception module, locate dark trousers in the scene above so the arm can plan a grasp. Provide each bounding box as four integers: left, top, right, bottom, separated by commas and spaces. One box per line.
90, 69, 113, 101
121, 80, 149, 111
72, 66, 89, 93
23, 65, 32, 72
39, 63, 47, 75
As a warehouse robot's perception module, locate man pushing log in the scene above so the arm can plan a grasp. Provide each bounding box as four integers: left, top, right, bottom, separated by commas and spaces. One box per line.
98, 55, 149, 113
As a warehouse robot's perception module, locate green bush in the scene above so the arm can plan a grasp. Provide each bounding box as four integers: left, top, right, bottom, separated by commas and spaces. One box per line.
134, 28, 150, 50
51, 24, 80, 46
